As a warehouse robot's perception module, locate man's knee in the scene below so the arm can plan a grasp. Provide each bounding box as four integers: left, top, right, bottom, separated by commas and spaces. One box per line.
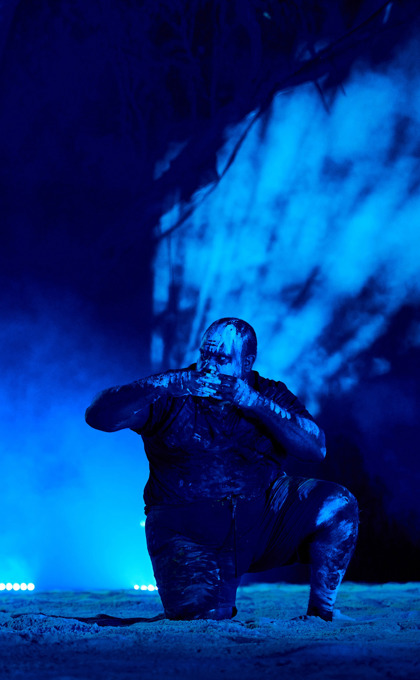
316, 484, 358, 528
158, 574, 238, 621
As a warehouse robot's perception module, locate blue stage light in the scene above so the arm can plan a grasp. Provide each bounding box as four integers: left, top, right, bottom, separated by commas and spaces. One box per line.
0, 582, 35, 592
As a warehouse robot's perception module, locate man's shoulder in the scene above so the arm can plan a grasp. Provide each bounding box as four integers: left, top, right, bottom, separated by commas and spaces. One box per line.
252, 370, 289, 395
252, 370, 313, 419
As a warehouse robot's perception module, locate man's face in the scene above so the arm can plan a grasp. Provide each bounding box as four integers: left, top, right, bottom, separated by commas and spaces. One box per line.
197, 323, 248, 378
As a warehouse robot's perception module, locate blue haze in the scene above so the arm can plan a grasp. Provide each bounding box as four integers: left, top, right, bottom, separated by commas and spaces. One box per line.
0, 286, 154, 589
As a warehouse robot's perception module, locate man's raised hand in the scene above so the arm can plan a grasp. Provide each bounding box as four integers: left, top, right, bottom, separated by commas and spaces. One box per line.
164, 370, 260, 407
165, 370, 225, 399
213, 375, 260, 408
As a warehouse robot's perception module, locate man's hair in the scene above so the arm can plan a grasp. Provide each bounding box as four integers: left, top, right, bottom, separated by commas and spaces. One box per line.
205, 317, 257, 359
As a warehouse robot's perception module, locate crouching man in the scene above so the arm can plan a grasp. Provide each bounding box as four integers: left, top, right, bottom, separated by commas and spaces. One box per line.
85, 317, 358, 621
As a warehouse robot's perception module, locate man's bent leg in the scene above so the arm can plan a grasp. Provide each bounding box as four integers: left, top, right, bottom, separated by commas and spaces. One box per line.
145, 503, 240, 620
247, 476, 358, 621
306, 486, 358, 621
156, 537, 238, 621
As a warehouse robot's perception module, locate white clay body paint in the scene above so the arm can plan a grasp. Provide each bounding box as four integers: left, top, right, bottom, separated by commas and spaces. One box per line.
152, 373, 173, 389
295, 414, 320, 436
314, 566, 346, 606
198, 322, 246, 377
269, 400, 291, 419
335, 519, 356, 540
316, 495, 349, 526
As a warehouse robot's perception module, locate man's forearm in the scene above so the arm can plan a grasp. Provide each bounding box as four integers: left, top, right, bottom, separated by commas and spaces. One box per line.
243, 393, 326, 462
85, 371, 177, 432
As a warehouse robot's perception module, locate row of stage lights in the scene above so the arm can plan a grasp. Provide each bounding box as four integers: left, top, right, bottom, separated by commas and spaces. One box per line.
1, 582, 157, 592
0, 583, 35, 591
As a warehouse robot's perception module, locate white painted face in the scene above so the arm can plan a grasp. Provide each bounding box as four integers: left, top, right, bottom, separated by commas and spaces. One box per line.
197, 323, 250, 378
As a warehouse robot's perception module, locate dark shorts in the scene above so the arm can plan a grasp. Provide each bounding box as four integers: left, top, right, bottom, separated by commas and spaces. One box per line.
145, 475, 347, 619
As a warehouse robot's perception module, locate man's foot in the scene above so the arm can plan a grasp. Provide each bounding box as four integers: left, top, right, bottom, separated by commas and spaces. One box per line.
307, 605, 333, 622
291, 613, 331, 623
205, 606, 237, 620
293, 609, 355, 623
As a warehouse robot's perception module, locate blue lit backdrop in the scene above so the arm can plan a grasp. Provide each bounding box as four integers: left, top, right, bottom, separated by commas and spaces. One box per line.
154, 40, 420, 404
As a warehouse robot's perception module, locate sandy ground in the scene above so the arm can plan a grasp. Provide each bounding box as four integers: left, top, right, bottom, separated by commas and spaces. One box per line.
1, 582, 419, 680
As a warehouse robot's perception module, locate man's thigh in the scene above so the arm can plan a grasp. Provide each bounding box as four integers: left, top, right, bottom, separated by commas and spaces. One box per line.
145, 500, 240, 619
247, 475, 349, 572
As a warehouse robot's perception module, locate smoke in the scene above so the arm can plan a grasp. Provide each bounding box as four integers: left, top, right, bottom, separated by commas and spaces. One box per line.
0, 283, 153, 589
153, 39, 420, 414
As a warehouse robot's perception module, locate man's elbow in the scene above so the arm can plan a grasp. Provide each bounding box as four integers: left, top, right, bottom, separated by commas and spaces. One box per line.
299, 419, 326, 462
300, 427, 327, 462
85, 405, 120, 433
314, 427, 327, 461
317, 443, 327, 461
302, 440, 326, 463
